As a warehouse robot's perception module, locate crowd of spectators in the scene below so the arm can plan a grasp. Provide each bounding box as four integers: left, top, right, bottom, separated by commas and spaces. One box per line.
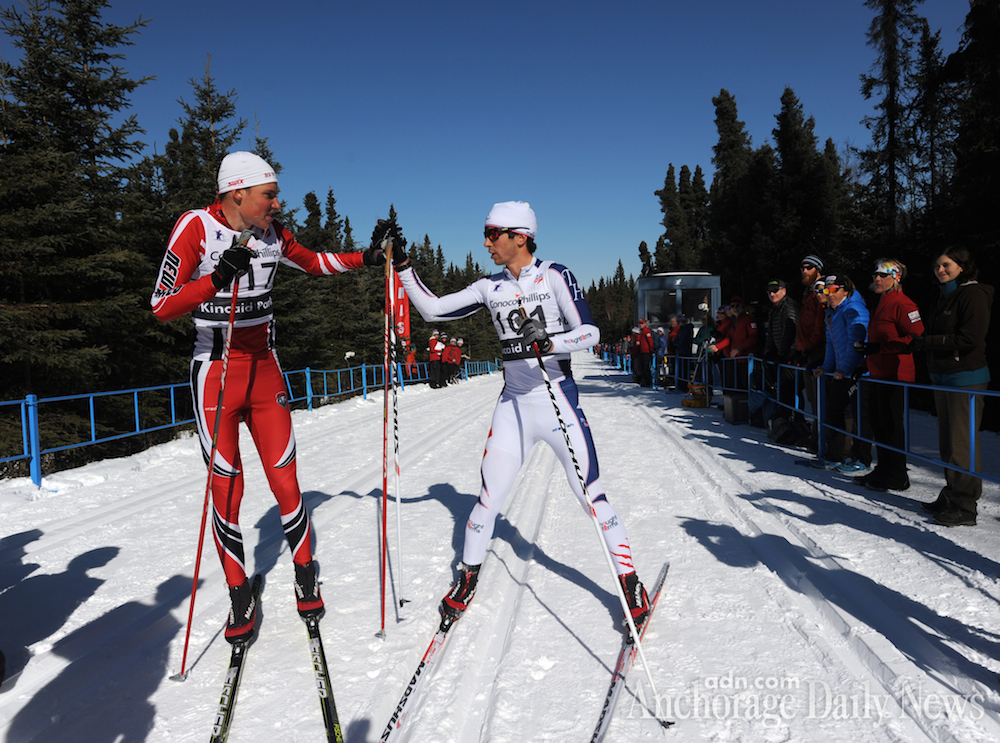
603, 248, 994, 528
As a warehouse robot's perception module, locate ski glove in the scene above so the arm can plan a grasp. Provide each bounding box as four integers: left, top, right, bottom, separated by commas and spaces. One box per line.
514, 317, 553, 354
370, 218, 411, 270
212, 242, 253, 290
361, 245, 385, 267
853, 341, 881, 355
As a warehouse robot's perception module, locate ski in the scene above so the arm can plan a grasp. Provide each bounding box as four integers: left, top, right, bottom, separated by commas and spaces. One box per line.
210, 573, 263, 743
303, 615, 344, 742
590, 562, 672, 743
380, 618, 455, 742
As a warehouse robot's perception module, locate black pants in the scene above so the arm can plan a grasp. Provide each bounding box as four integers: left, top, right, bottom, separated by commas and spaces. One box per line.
869, 380, 907, 486
823, 377, 872, 465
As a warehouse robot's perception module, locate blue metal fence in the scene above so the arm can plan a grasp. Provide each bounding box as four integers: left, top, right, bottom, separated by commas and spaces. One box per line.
599, 348, 999, 487
1, 358, 501, 487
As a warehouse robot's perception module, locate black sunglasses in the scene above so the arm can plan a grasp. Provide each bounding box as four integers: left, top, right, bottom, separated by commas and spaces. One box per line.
484, 226, 526, 241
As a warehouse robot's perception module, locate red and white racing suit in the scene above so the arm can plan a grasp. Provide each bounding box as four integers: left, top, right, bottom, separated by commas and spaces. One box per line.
151, 201, 364, 587
399, 257, 638, 575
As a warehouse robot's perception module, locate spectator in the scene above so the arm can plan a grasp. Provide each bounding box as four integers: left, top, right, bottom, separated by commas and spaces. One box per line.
443, 336, 462, 384
852, 259, 924, 490
710, 305, 732, 392
710, 297, 757, 389
764, 279, 800, 416
674, 315, 695, 391
916, 247, 993, 527
765, 280, 800, 363
811, 275, 870, 470
654, 327, 668, 384
428, 331, 445, 388
794, 256, 827, 451
636, 318, 655, 387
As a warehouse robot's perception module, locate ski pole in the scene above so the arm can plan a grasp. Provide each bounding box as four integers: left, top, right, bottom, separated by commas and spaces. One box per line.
172, 229, 253, 681
516, 307, 666, 722
389, 270, 407, 609
377, 235, 392, 639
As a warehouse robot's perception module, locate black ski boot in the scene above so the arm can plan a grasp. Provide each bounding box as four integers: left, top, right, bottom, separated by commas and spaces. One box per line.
294, 560, 325, 618
225, 578, 259, 644
440, 563, 481, 630
620, 571, 650, 639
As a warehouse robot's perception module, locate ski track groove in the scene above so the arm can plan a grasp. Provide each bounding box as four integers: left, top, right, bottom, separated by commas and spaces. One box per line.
612, 381, 1000, 743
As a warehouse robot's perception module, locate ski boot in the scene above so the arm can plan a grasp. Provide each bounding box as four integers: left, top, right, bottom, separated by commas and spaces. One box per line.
620, 571, 650, 640
439, 563, 480, 631
294, 560, 325, 619
225, 578, 260, 644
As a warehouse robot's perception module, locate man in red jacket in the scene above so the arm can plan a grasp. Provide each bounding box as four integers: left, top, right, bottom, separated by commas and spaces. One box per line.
710, 297, 757, 389
428, 331, 445, 388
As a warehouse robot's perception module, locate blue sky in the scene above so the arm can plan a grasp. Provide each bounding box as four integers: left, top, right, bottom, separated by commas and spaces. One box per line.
1, 0, 969, 288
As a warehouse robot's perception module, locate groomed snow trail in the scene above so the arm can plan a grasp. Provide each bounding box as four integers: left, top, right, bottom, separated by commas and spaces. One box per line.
1, 352, 998, 742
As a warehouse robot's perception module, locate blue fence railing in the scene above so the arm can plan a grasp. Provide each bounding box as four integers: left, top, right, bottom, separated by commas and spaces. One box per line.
597, 347, 999, 488
1, 358, 502, 487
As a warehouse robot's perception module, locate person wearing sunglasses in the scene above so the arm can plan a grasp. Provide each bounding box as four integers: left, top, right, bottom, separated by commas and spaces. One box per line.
811, 275, 871, 470
914, 247, 993, 526
376, 202, 652, 632
791, 256, 827, 451
851, 260, 924, 491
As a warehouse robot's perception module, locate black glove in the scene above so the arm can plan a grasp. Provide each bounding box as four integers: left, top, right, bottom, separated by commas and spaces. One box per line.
212, 236, 254, 290
908, 335, 926, 352
361, 245, 385, 267
370, 218, 410, 270
853, 341, 881, 355
513, 316, 553, 354
851, 364, 867, 381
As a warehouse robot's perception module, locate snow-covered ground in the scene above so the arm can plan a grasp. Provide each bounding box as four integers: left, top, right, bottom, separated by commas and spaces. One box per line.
2, 352, 999, 743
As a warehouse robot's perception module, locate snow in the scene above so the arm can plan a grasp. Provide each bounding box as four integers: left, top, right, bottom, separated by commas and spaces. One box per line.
2, 351, 999, 743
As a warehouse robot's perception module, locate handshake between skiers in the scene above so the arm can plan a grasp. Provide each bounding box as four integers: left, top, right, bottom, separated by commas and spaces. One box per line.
366, 218, 411, 270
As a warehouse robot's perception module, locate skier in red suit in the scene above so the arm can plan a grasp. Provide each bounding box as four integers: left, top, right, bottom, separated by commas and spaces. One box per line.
151, 151, 382, 641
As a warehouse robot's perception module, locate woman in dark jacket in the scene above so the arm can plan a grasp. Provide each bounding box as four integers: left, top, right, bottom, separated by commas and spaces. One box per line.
917, 247, 993, 526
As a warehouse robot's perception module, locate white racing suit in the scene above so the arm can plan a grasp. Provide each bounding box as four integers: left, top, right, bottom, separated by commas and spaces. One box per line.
399, 257, 637, 574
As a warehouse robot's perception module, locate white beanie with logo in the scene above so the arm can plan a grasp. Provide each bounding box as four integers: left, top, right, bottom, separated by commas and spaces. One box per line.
217, 151, 278, 194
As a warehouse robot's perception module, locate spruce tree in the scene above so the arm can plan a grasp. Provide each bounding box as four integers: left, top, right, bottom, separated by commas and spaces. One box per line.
0, 0, 151, 400
707, 90, 754, 276
653, 164, 678, 271
161, 56, 246, 220
859, 0, 924, 246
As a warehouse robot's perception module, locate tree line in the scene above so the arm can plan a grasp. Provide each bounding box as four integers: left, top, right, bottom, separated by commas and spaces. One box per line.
586, 0, 998, 354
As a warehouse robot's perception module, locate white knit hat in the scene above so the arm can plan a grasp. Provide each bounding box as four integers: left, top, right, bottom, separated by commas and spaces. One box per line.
217, 151, 278, 194
485, 201, 537, 239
